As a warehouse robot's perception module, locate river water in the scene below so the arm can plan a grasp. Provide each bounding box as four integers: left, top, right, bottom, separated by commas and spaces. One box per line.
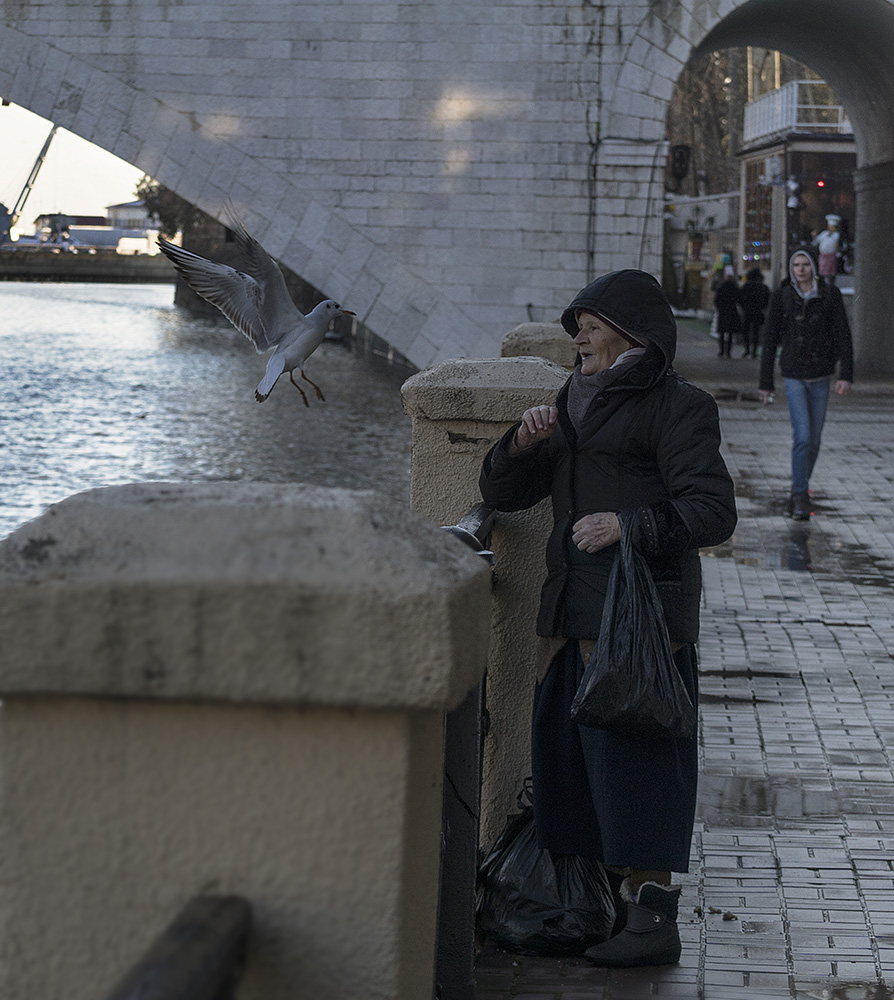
0, 282, 414, 539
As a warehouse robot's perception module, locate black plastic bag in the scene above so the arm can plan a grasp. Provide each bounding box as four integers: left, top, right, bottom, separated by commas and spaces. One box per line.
570, 520, 696, 740
476, 785, 615, 956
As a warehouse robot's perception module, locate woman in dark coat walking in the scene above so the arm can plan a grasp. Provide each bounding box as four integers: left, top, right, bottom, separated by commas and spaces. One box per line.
738, 267, 770, 358
713, 273, 742, 357
479, 270, 737, 968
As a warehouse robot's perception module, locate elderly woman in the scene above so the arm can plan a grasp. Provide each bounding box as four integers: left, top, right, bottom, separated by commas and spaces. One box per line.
758, 249, 853, 520
479, 270, 736, 967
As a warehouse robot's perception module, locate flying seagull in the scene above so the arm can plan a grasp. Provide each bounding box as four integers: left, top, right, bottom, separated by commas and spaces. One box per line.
157, 219, 354, 404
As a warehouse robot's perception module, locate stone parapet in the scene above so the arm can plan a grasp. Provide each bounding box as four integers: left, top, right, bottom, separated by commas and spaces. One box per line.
401, 357, 567, 525
0, 482, 487, 712
0, 482, 491, 1000
402, 357, 567, 848
500, 322, 577, 370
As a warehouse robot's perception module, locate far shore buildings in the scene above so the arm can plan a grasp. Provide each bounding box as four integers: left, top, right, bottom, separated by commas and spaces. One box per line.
3, 200, 160, 254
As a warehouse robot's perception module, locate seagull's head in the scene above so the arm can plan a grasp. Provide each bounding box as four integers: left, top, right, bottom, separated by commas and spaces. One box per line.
316, 299, 356, 319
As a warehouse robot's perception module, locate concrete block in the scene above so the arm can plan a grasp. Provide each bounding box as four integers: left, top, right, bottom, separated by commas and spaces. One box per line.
0, 483, 490, 712
401, 356, 566, 427
401, 356, 567, 846
0, 482, 491, 1000
501, 322, 577, 370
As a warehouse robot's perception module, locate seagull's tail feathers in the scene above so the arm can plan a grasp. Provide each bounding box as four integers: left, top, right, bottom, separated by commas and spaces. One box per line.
255, 354, 285, 402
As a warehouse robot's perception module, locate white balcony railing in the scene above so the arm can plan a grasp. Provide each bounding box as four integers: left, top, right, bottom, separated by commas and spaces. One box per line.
743, 80, 853, 144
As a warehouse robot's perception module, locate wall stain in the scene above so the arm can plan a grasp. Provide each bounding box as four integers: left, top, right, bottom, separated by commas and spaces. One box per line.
2, 1, 29, 25
19, 536, 57, 563
57, 81, 83, 114
447, 431, 488, 446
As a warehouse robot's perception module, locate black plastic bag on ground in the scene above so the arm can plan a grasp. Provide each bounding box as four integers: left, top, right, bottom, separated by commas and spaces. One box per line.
570, 519, 696, 740
476, 785, 615, 956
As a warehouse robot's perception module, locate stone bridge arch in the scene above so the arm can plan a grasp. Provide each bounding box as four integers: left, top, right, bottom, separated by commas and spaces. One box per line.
1, 2, 893, 372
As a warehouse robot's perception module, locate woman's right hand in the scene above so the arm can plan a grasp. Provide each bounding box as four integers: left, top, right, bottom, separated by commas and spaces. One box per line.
510, 405, 558, 453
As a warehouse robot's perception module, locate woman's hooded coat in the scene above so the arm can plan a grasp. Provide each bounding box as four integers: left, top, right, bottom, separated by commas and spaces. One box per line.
480, 269, 737, 643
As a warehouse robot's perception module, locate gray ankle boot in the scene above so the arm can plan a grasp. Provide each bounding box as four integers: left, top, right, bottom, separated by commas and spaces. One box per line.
583, 881, 681, 968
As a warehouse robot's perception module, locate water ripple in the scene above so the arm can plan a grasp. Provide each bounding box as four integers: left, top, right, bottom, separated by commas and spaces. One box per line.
0, 282, 413, 537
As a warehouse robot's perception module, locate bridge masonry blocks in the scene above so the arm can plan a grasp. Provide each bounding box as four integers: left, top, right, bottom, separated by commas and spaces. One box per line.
1, 1, 738, 366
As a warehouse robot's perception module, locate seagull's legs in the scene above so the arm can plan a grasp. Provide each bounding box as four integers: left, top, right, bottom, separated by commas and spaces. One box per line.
288, 371, 310, 407
301, 369, 326, 402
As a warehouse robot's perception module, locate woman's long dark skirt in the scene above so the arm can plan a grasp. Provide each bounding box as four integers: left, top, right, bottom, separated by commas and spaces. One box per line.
531, 639, 699, 873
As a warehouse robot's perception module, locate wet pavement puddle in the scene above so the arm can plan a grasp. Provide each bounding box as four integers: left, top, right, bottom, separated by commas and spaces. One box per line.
701, 473, 894, 589
699, 665, 800, 704
698, 774, 841, 826
705, 523, 894, 589
801, 986, 894, 1000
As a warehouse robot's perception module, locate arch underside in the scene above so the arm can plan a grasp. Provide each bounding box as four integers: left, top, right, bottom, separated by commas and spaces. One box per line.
695, 0, 894, 166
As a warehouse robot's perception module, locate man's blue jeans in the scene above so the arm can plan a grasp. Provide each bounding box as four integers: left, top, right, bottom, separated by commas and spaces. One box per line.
784, 376, 831, 494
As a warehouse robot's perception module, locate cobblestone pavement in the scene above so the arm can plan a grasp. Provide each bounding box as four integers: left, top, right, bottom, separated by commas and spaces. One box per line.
475, 324, 894, 999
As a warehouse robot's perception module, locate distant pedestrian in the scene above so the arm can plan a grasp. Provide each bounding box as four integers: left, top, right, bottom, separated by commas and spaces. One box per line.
812, 214, 842, 285
738, 268, 770, 358
710, 252, 732, 290
713, 273, 741, 358
758, 250, 854, 520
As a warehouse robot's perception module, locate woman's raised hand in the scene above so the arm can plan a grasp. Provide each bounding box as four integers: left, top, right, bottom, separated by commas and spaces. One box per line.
511, 405, 559, 453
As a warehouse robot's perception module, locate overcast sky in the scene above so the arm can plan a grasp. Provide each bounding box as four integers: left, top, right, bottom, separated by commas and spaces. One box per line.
0, 103, 145, 228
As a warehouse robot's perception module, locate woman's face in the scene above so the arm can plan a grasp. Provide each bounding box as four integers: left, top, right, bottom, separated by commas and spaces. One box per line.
573, 313, 632, 376
792, 255, 814, 287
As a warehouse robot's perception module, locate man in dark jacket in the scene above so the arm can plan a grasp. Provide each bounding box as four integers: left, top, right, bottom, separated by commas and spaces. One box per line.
479, 270, 736, 968
758, 250, 853, 520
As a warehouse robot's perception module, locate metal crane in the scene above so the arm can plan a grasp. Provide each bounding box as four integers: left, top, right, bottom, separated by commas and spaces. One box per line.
1, 123, 58, 243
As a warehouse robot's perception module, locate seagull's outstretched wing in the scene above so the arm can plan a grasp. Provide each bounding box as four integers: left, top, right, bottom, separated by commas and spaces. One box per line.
157, 236, 276, 352
224, 208, 300, 347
